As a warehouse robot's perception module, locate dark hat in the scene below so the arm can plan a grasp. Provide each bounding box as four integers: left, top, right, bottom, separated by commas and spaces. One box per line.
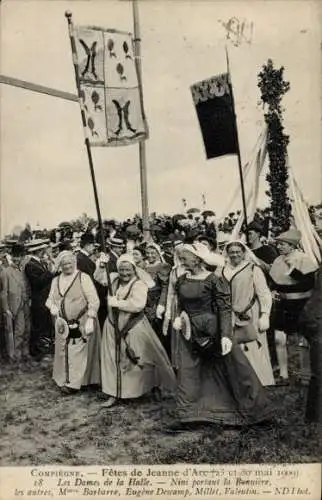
80, 232, 95, 247
133, 245, 146, 257
248, 220, 264, 234
11, 243, 25, 257
137, 241, 147, 253
58, 240, 73, 251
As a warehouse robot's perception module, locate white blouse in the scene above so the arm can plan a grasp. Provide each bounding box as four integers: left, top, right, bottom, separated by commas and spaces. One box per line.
46, 271, 99, 318
223, 262, 272, 316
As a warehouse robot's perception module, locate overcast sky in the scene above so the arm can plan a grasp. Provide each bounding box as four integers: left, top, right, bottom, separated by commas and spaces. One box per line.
1, 0, 321, 236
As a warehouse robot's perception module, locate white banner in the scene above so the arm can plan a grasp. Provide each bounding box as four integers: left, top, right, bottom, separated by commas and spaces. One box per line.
73, 25, 148, 147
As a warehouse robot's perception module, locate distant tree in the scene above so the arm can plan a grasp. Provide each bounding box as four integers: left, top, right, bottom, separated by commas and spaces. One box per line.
258, 59, 292, 234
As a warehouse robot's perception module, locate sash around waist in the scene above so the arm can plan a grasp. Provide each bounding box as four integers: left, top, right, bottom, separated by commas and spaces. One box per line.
277, 291, 312, 301
185, 310, 218, 339
184, 309, 217, 319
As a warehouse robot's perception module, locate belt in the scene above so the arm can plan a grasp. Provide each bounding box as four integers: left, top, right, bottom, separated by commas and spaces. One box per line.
278, 291, 312, 300
67, 320, 82, 339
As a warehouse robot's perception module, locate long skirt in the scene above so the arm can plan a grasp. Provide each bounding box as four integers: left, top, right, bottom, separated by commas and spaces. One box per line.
175, 333, 273, 426
101, 316, 176, 398
53, 323, 101, 390
240, 333, 275, 386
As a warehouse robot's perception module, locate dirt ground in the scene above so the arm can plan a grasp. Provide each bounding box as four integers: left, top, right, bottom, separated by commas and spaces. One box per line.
0, 355, 321, 466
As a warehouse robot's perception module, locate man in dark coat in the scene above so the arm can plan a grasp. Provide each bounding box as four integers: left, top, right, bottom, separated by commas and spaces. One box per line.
0, 243, 31, 363
76, 232, 107, 329
24, 239, 54, 361
106, 237, 126, 273
76, 232, 96, 276
298, 263, 322, 424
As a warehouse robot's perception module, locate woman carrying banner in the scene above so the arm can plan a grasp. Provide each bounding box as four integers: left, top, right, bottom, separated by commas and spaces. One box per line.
220, 241, 274, 386
168, 243, 273, 431
94, 254, 176, 408
46, 251, 101, 394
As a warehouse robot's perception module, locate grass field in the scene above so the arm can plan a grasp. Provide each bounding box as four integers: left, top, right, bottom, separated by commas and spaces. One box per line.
0, 354, 321, 466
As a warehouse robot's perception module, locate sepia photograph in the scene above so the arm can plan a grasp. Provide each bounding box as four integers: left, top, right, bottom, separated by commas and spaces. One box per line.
0, 0, 321, 498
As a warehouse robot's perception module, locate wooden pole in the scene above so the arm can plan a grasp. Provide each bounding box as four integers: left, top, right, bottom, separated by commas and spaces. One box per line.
225, 47, 249, 244
65, 11, 122, 398
0, 74, 78, 102
132, 0, 150, 241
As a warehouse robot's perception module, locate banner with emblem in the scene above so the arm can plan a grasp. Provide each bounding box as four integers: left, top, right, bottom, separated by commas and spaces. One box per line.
191, 73, 238, 159
73, 25, 148, 147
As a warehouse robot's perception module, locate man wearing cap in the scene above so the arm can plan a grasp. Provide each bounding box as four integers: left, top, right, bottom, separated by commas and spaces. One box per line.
107, 237, 126, 273
269, 228, 318, 385
24, 239, 55, 361
0, 243, 31, 364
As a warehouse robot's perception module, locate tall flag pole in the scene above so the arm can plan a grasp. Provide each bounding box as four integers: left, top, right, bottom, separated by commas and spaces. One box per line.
225, 46, 249, 242
132, 0, 150, 241
65, 12, 106, 245
65, 11, 122, 399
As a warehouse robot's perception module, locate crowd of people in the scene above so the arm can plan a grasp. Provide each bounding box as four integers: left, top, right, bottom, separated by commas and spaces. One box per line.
0, 216, 321, 430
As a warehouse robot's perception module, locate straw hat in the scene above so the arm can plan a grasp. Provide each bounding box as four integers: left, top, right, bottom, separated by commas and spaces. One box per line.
25, 239, 50, 253
180, 311, 191, 340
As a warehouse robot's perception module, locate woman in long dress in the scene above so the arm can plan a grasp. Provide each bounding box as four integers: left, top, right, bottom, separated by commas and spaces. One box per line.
170, 243, 273, 430
95, 254, 176, 408
220, 241, 275, 386
144, 243, 171, 356
46, 251, 101, 394
162, 243, 186, 370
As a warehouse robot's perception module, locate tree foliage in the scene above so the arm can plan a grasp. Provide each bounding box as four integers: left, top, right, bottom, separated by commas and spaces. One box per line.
258, 59, 292, 234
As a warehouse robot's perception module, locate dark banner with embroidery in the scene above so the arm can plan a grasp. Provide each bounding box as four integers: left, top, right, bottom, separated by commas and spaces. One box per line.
191, 73, 238, 159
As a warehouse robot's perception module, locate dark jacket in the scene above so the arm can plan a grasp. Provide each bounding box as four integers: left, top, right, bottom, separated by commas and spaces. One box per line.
76, 250, 107, 328
298, 265, 322, 423
76, 250, 96, 278
24, 257, 54, 303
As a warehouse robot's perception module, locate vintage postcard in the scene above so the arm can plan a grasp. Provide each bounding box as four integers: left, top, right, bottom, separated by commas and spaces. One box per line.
0, 0, 321, 499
